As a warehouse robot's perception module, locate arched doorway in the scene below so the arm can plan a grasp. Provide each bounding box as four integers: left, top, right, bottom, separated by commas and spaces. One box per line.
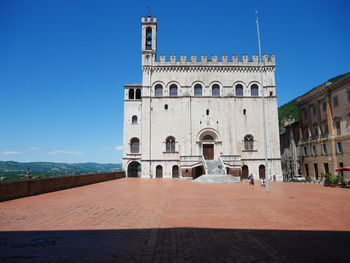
202, 135, 214, 160
127, 161, 141, 178
259, 165, 265, 179
156, 165, 163, 178
241, 165, 249, 179
172, 165, 179, 178
192, 166, 204, 179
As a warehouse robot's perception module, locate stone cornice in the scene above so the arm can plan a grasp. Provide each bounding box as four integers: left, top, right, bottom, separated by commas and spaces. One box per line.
142, 65, 275, 73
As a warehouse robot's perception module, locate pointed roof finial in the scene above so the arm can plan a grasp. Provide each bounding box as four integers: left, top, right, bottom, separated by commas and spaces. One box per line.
146, 6, 152, 18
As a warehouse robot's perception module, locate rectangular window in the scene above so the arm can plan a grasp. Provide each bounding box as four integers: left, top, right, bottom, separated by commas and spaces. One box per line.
303, 146, 308, 156
324, 163, 329, 174
314, 163, 319, 180
206, 109, 209, 115
322, 102, 327, 111
336, 142, 343, 153
312, 105, 316, 115
335, 121, 341, 135
348, 90, 350, 101
305, 164, 309, 177
304, 127, 309, 138
313, 126, 319, 136
304, 110, 308, 119
339, 162, 344, 177
333, 96, 339, 107
322, 144, 328, 155
312, 145, 317, 156
322, 122, 328, 135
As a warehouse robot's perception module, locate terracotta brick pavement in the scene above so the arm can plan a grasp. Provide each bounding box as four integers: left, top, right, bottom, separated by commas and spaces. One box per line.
1, 179, 350, 262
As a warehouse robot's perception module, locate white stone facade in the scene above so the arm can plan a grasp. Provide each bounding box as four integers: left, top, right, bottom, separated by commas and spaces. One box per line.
122, 15, 282, 181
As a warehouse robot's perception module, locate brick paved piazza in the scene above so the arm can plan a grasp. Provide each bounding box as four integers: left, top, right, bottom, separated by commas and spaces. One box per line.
1, 179, 350, 262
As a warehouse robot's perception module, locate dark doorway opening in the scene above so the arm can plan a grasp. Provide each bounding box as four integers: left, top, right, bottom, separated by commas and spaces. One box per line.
203, 144, 214, 160
241, 165, 249, 179
259, 165, 265, 179
127, 161, 141, 178
172, 165, 179, 178
192, 166, 204, 179
156, 165, 163, 178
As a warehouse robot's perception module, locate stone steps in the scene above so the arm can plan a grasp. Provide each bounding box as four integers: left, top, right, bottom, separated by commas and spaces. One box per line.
193, 174, 241, 184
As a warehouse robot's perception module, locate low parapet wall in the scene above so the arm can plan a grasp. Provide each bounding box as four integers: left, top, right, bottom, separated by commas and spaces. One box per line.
0, 172, 125, 202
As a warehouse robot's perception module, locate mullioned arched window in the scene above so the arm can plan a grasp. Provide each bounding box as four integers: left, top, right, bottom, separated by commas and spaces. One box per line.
212, 84, 220, 96
235, 84, 243, 96
251, 84, 259, 96
155, 84, 163, 96
169, 84, 178, 96
194, 84, 203, 96
244, 135, 254, 150
130, 138, 140, 153
166, 136, 176, 152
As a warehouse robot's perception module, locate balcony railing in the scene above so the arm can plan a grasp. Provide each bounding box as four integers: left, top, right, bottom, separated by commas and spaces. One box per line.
320, 133, 328, 139
180, 155, 202, 162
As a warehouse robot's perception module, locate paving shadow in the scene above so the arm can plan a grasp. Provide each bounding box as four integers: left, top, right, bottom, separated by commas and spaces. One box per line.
0, 228, 349, 262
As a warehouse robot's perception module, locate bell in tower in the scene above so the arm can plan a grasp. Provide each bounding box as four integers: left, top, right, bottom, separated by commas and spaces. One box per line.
146, 27, 152, 50
141, 13, 157, 65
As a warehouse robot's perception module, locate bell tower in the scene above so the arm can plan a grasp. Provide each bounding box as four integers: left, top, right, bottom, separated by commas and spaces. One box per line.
141, 13, 157, 66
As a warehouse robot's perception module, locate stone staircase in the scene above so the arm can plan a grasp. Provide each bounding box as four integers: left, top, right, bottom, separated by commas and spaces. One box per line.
206, 160, 224, 175
194, 159, 240, 184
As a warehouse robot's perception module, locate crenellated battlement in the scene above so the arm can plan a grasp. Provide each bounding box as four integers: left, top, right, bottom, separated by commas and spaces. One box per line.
155, 54, 275, 65
141, 16, 157, 23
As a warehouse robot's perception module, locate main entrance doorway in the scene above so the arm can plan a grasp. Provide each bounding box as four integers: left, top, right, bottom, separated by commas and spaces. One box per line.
203, 144, 214, 160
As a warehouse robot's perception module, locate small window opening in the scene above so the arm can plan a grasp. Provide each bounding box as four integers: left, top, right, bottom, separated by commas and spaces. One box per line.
186, 169, 188, 173
200, 121, 202, 124
129, 89, 135, 99
243, 109, 246, 115
206, 109, 209, 115
164, 104, 168, 110
269, 91, 273, 96
216, 121, 218, 124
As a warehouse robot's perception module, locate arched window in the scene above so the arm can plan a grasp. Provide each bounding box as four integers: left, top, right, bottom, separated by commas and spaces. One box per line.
169, 84, 178, 96
235, 84, 243, 96
251, 84, 259, 96
166, 136, 176, 152
131, 115, 138, 124
203, 135, 214, 141
130, 138, 140, 153
212, 84, 220, 96
244, 135, 254, 150
129, 89, 135, 99
135, 89, 141, 99
146, 27, 152, 50
155, 84, 163, 96
194, 84, 203, 96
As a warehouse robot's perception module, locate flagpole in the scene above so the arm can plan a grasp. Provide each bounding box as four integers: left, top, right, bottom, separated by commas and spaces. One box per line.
256, 10, 270, 193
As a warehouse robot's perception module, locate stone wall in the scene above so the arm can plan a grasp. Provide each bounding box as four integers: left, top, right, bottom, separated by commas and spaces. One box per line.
0, 172, 125, 202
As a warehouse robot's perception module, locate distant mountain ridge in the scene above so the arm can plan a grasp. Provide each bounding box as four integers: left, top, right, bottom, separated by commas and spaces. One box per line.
0, 161, 122, 176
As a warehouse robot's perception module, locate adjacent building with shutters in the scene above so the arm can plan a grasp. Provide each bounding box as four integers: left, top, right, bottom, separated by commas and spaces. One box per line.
296, 73, 350, 180
122, 14, 282, 180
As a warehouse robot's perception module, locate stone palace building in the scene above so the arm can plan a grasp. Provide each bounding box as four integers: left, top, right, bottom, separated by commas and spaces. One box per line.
122, 14, 282, 180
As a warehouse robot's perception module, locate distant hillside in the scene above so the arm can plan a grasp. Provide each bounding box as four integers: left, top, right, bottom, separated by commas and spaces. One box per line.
278, 98, 299, 132
0, 161, 122, 179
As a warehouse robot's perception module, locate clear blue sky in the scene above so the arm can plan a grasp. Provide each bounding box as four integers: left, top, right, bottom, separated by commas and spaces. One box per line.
1, 0, 349, 163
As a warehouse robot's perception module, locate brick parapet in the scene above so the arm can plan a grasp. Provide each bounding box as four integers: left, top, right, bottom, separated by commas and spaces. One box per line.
0, 172, 125, 202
